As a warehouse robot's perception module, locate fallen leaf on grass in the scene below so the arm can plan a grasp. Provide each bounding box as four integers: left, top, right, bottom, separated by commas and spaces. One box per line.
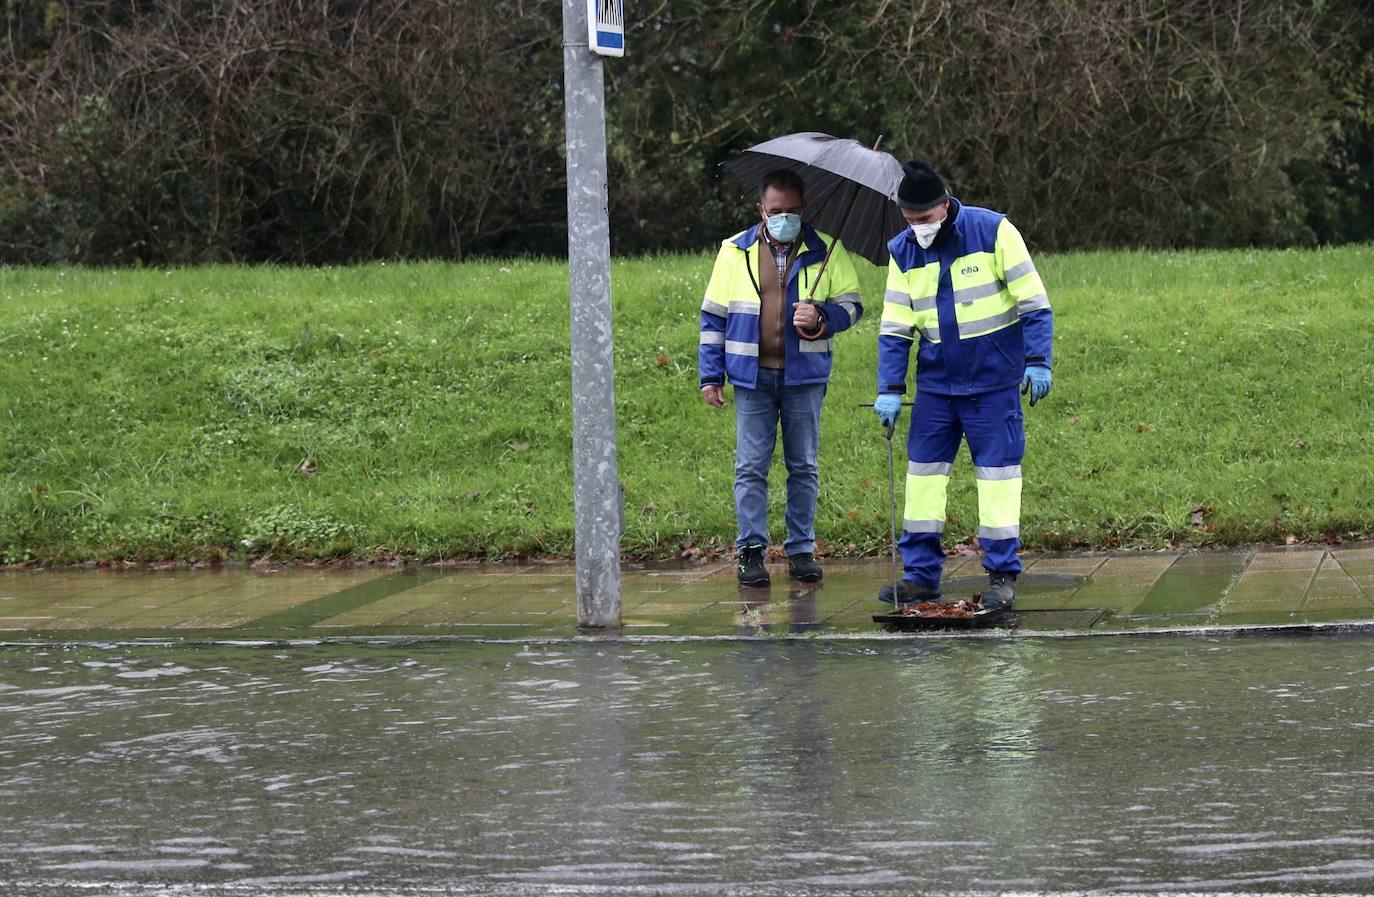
1136, 422, 1152, 433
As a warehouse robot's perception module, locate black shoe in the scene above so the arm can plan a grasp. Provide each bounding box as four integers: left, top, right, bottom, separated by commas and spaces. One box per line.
877, 579, 942, 606
737, 545, 770, 587
788, 552, 823, 582
982, 571, 1016, 610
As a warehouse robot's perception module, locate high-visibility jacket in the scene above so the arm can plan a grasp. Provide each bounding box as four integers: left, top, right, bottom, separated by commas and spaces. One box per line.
699, 222, 863, 389
879, 198, 1052, 396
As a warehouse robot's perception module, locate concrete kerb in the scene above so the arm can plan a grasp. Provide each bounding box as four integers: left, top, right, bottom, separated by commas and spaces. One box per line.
5, 616, 1374, 651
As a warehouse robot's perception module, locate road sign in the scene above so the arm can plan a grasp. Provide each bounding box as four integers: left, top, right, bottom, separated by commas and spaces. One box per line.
588, 0, 624, 57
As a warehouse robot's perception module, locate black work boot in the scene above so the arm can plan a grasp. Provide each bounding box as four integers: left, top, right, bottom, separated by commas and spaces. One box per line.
737, 544, 770, 587
877, 579, 943, 606
983, 571, 1017, 610
788, 552, 823, 582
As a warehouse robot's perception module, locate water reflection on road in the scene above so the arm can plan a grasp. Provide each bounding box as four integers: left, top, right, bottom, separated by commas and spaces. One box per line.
2, 637, 1374, 895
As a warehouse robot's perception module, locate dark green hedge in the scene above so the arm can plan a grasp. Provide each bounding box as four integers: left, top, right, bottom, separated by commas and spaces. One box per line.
2, 0, 1370, 264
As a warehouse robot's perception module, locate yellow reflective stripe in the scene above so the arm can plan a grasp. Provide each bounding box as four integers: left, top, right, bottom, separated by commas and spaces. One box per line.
905, 519, 946, 534
1004, 259, 1037, 282
958, 307, 1019, 338
883, 297, 917, 320
885, 287, 936, 312
952, 280, 1003, 304
880, 319, 915, 340
831, 291, 860, 324
976, 476, 1021, 530
699, 331, 725, 345
950, 251, 996, 301
954, 288, 1012, 317
904, 470, 949, 524
995, 218, 1049, 312
882, 279, 917, 338
1009, 274, 1048, 310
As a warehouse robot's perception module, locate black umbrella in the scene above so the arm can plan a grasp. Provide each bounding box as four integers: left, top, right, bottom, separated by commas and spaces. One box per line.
720, 131, 906, 269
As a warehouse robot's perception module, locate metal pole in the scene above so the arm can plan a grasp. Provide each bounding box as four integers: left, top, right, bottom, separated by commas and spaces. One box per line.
563, 0, 621, 629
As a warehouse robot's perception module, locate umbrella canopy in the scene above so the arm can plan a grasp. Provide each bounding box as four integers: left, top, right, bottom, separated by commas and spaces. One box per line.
720, 132, 907, 266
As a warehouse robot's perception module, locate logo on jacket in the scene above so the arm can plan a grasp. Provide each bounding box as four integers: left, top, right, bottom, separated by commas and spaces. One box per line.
961, 265, 980, 276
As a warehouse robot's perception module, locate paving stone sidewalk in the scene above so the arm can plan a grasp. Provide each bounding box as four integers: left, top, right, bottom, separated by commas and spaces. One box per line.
3, 544, 1374, 642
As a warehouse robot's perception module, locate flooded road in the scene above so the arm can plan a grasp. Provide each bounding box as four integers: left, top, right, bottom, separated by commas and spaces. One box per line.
2, 637, 1373, 895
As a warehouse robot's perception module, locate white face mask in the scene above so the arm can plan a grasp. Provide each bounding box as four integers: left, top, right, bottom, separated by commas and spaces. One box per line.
910, 218, 944, 249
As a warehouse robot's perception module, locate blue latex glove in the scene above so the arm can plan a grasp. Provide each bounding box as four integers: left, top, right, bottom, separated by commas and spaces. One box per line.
874, 394, 903, 428
1021, 365, 1052, 406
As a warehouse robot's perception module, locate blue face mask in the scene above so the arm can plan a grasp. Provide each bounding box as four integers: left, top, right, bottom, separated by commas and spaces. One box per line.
765, 212, 801, 243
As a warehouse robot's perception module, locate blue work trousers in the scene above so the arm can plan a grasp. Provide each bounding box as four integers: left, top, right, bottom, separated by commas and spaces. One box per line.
899, 386, 1025, 588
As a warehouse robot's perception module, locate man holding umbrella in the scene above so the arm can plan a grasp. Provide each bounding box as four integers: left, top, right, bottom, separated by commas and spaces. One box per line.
699, 168, 864, 587
873, 161, 1054, 609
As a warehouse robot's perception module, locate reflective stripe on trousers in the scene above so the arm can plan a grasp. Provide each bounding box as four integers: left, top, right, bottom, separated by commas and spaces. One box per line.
897, 386, 1025, 587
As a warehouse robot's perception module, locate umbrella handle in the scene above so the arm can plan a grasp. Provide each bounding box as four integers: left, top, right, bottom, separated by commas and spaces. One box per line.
800, 135, 884, 308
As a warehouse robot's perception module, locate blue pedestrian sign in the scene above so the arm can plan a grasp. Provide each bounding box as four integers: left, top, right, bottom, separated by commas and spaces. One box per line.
588, 0, 625, 57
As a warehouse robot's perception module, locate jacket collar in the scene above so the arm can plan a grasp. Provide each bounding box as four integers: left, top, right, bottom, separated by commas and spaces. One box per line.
734, 221, 828, 265
903, 196, 962, 249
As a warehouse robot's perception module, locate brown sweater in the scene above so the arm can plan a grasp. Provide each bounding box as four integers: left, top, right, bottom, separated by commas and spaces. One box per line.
757, 239, 797, 370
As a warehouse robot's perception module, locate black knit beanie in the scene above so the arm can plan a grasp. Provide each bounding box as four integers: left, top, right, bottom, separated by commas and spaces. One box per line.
895, 160, 949, 211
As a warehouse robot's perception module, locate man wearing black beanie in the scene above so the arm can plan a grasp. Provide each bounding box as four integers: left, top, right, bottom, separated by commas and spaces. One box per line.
872, 161, 1054, 610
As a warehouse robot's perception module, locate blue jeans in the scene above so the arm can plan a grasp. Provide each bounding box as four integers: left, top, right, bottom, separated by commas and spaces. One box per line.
733, 367, 826, 555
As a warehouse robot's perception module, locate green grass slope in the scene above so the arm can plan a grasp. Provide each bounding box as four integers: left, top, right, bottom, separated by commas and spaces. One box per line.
1, 245, 1371, 563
